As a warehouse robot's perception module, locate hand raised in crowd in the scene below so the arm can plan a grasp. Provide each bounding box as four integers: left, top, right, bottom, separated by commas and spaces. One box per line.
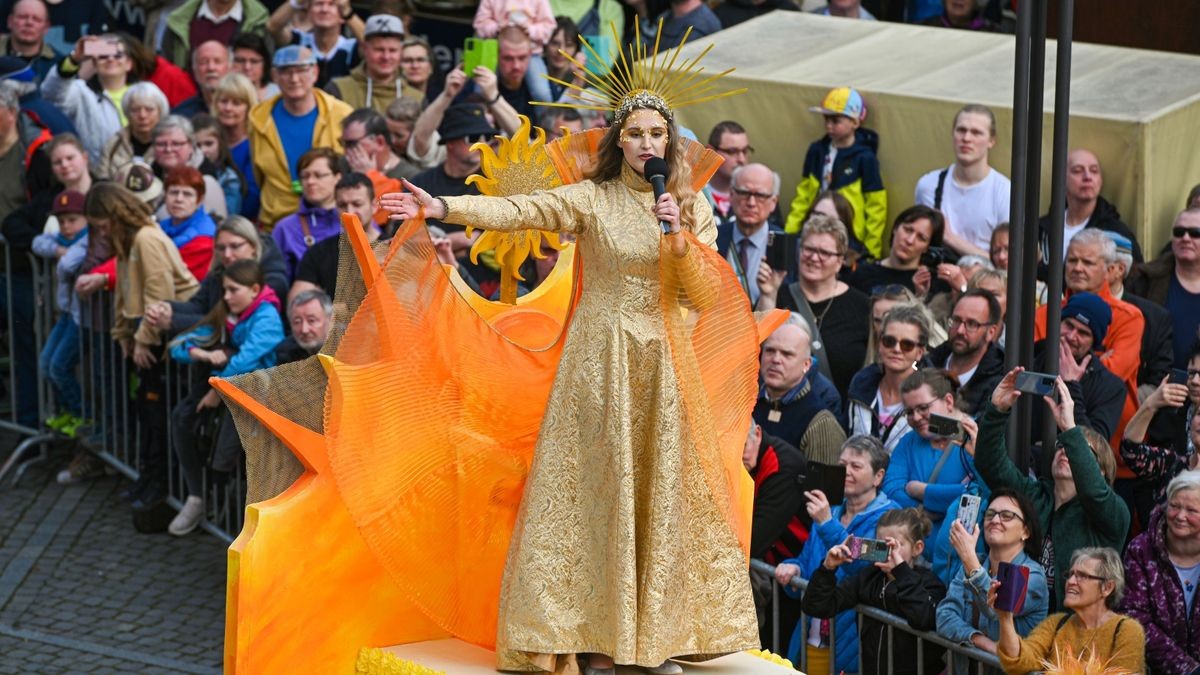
196, 389, 221, 412
440, 67, 467, 101
774, 562, 801, 587
74, 273, 107, 296
1043, 376, 1075, 432
935, 262, 968, 293
1058, 339, 1089, 382
378, 179, 443, 221
755, 260, 786, 302
874, 536, 904, 575
803, 489, 832, 525
912, 264, 932, 297
947, 519, 981, 574
991, 367, 1024, 412
823, 539, 854, 571
1145, 374, 1190, 411
344, 140, 376, 174
471, 65, 500, 102
132, 341, 157, 369
958, 414, 979, 457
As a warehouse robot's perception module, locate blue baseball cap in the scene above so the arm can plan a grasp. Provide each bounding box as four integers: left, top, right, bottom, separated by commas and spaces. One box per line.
809, 87, 867, 122
272, 46, 316, 68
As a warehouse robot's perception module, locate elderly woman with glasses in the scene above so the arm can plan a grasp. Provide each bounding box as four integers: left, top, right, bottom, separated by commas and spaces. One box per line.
150, 115, 230, 221
1122, 470, 1200, 675
42, 34, 139, 163
846, 303, 933, 453
996, 547, 1144, 673
97, 82, 168, 180
937, 487, 1049, 674
757, 215, 870, 395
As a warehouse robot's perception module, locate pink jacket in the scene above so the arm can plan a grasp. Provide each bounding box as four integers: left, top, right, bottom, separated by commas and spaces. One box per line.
472, 0, 556, 45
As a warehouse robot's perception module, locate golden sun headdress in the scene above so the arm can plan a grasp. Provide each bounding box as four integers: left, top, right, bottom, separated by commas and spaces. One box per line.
536, 20, 747, 125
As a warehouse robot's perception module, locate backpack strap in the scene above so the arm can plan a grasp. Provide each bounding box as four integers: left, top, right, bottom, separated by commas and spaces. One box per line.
933, 168, 950, 210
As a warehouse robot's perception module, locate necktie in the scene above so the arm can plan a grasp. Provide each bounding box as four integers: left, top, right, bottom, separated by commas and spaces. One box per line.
738, 238, 751, 277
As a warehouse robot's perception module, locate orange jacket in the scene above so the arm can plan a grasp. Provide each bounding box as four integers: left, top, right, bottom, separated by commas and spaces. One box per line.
1034, 284, 1144, 393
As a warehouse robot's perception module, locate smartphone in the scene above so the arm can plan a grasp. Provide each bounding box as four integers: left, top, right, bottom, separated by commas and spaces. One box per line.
957, 494, 981, 534
1015, 371, 1057, 398
84, 39, 118, 59
993, 562, 1032, 613
799, 462, 846, 508
1170, 368, 1189, 386
463, 38, 498, 75
926, 412, 962, 439
847, 536, 890, 563
766, 231, 789, 272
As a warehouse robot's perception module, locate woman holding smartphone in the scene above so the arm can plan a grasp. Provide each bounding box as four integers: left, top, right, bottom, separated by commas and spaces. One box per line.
936, 487, 1049, 674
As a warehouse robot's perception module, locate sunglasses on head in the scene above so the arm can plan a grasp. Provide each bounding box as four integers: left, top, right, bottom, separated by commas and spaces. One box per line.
1174, 227, 1200, 239
880, 335, 922, 352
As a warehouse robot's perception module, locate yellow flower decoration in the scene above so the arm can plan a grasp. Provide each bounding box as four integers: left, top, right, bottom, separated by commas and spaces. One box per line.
355, 647, 447, 675
464, 114, 566, 304
746, 648, 794, 669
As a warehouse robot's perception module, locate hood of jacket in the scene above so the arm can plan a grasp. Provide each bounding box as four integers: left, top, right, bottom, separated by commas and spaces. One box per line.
228, 283, 282, 332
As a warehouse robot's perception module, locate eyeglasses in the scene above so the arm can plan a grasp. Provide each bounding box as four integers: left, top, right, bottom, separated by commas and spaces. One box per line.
947, 316, 994, 333
95, 52, 127, 62
401, 56, 429, 64
1065, 569, 1107, 583
1188, 369, 1200, 380
1174, 227, 1200, 239
903, 400, 937, 419
983, 509, 1024, 523
732, 187, 773, 201
800, 244, 842, 261
154, 140, 189, 150
880, 334, 922, 352
341, 135, 366, 149
717, 145, 754, 157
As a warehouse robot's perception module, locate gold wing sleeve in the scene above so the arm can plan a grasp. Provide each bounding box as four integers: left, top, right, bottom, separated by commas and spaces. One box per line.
442, 182, 597, 235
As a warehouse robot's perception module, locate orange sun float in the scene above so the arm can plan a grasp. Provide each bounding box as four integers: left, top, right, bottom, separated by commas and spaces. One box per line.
213, 119, 787, 673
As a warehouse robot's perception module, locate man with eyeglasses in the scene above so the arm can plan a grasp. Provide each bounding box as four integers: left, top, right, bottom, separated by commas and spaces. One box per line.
975, 367, 1129, 610
704, 120, 751, 223
160, 0, 271, 71
925, 288, 1005, 414
248, 45, 352, 230
1129, 207, 1200, 370
714, 163, 783, 306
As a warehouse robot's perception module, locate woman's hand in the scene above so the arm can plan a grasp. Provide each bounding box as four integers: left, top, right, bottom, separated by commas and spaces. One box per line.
378, 179, 444, 221
75, 273, 106, 296
1045, 376, 1075, 432
991, 367, 1023, 412
1146, 375, 1190, 411
132, 341, 156, 369
959, 414, 979, 457
912, 265, 932, 297
971, 634, 997, 654
196, 389, 221, 412
804, 489, 832, 525
937, 263, 967, 294
70, 35, 99, 64
755, 260, 786, 306
948, 519, 981, 572
143, 301, 173, 329
653, 192, 681, 233
207, 349, 229, 368
774, 562, 801, 587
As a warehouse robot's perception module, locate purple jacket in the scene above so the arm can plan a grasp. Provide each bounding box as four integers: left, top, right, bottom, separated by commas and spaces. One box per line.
1122, 505, 1200, 675
271, 199, 342, 281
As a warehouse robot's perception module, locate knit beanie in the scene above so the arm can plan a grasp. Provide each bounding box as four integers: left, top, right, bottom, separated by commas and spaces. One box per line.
1061, 291, 1111, 348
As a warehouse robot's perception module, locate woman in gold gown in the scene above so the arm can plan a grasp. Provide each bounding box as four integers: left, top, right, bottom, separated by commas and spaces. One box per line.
380, 101, 760, 673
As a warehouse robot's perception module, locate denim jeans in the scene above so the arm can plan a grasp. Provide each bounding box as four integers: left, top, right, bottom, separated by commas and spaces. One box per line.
39, 313, 81, 416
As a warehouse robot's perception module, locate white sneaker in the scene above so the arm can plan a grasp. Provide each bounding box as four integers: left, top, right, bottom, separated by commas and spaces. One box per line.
644, 661, 682, 675
168, 495, 205, 536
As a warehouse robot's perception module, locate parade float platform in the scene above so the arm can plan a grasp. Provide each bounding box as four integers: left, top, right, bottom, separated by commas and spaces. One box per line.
373, 639, 800, 674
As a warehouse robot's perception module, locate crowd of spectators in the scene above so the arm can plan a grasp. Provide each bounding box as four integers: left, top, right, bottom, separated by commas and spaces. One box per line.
0, 0, 1197, 671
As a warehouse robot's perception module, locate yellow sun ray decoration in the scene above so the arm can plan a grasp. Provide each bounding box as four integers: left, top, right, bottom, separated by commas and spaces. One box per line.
464, 115, 565, 304
1039, 643, 1136, 675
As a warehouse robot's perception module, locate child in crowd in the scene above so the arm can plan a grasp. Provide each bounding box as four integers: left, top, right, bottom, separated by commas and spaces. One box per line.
803, 507, 947, 675
32, 190, 90, 439
167, 259, 284, 536
785, 87, 887, 261
192, 113, 245, 218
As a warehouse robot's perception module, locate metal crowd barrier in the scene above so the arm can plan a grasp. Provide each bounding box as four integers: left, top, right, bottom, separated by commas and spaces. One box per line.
749, 558, 1003, 674
0, 239, 245, 543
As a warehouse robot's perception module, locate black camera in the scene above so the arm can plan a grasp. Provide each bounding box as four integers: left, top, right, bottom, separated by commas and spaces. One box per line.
920, 246, 948, 269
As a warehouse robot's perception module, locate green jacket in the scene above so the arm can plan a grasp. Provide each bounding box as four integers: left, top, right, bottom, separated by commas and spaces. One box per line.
324, 64, 423, 114
161, 0, 271, 69
973, 403, 1129, 609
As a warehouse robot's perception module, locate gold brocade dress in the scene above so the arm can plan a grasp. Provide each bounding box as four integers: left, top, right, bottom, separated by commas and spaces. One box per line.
442, 164, 760, 670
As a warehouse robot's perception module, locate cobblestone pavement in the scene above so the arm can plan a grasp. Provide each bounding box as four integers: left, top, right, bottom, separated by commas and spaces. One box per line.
0, 436, 225, 674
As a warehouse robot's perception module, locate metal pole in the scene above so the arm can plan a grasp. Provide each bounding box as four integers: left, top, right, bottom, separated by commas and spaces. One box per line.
1041, 0, 1076, 454
1005, 0, 1035, 468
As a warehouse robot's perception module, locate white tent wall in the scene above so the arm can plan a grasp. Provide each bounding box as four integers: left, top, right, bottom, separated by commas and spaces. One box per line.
670, 12, 1200, 256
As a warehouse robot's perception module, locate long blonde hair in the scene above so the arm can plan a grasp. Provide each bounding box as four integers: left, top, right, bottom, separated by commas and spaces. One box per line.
587, 111, 699, 231
83, 182, 156, 259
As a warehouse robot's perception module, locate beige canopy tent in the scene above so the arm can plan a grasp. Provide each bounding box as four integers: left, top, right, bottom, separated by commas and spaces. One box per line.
671, 12, 1200, 256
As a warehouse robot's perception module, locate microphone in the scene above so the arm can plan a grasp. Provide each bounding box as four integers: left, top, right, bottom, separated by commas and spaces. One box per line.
643, 157, 672, 234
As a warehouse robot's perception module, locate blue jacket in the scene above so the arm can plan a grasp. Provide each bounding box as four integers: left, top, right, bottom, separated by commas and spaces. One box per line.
882, 431, 975, 556
935, 550, 1049, 675
169, 289, 284, 378
781, 491, 898, 673
929, 475, 989, 585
